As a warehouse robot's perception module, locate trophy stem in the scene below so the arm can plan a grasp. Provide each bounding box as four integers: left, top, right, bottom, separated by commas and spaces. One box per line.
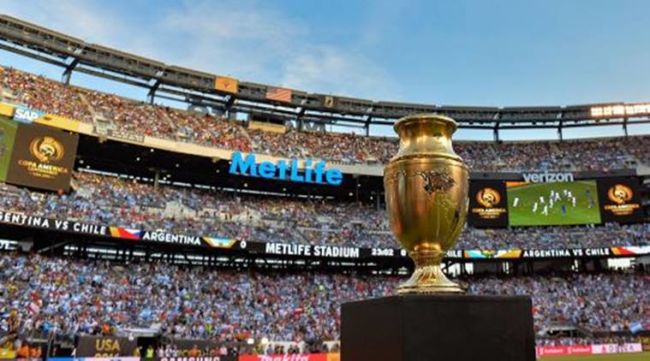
397, 249, 464, 294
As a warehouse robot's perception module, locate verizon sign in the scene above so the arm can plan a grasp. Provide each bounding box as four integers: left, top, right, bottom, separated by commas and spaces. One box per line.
522, 172, 574, 183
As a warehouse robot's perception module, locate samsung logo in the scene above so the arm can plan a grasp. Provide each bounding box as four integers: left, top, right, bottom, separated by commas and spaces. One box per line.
522, 172, 574, 183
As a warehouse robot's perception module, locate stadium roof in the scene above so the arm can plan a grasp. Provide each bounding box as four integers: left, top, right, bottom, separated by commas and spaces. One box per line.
1, 14, 650, 139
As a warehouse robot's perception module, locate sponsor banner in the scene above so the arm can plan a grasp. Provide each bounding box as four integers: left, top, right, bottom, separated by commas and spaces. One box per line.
0, 209, 649, 261
34, 113, 81, 132
160, 357, 228, 361
265, 87, 292, 103
535, 345, 592, 357
568, 345, 593, 355
468, 181, 508, 227
597, 177, 643, 223
49, 358, 140, 361
464, 249, 522, 259
215, 76, 239, 94
239, 354, 331, 361
76, 336, 137, 357
257, 244, 461, 260
0, 116, 18, 181
262, 243, 361, 259
0, 210, 108, 236
522, 247, 611, 259
12, 105, 45, 124
591, 343, 643, 354
5, 122, 79, 191
521, 172, 575, 183
141, 231, 202, 246
162, 339, 223, 358
229, 152, 343, 186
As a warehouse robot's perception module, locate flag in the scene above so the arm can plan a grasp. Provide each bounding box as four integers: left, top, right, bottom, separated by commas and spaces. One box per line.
322, 95, 336, 108
109, 227, 142, 240
266, 87, 292, 102
630, 321, 643, 334
214, 76, 239, 93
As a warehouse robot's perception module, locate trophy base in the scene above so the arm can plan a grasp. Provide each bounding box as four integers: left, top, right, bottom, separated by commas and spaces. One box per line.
342, 295, 536, 361
397, 264, 463, 294
398, 249, 463, 294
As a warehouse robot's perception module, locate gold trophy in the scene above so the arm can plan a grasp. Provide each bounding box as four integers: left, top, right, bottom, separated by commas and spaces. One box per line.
384, 114, 469, 294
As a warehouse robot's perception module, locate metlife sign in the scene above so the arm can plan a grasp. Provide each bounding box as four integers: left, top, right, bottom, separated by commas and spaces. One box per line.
229, 152, 343, 186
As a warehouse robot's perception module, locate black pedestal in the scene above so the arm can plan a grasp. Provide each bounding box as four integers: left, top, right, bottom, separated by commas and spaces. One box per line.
341, 295, 535, 361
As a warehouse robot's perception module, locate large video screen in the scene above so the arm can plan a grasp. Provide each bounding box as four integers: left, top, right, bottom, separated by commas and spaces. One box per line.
468, 180, 508, 228
506, 180, 602, 226
597, 177, 643, 223
5, 122, 78, 192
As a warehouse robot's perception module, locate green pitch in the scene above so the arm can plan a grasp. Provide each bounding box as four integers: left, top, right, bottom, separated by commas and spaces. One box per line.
507, 181, 602, 226
539, 352, 649, 360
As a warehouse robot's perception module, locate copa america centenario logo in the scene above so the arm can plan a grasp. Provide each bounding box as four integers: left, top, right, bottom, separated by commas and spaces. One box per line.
607, 184, 632, 204
29, 136, 64, 163
476, 187, 500, 208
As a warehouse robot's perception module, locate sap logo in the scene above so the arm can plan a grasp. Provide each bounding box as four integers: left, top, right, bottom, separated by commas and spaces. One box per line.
13, 106, 44, 123
229, 152, 343, 186
522, 172, 574, 183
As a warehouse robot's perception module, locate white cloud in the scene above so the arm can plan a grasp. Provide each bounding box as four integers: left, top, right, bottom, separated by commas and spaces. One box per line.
281, 46, 394, 99
2, 0, 400, 100
3, 1, 123, 44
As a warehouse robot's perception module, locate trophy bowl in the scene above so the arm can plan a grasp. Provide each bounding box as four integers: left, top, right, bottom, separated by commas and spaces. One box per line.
384, 113, 469, 294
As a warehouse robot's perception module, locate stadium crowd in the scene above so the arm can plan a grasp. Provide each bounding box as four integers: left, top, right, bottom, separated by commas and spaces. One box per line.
0, 253, 646, 347
2, 66, 650, 170
0, 172, 648, 250
0, 66, 649, 357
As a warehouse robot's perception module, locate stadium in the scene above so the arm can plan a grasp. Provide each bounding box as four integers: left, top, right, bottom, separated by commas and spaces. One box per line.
0, 8, 649, 361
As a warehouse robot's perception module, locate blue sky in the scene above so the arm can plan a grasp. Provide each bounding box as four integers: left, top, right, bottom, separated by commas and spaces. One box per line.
2, 0, 650, 139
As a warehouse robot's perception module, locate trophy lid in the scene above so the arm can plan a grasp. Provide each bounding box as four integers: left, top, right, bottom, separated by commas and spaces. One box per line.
394, 113, 458, 136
